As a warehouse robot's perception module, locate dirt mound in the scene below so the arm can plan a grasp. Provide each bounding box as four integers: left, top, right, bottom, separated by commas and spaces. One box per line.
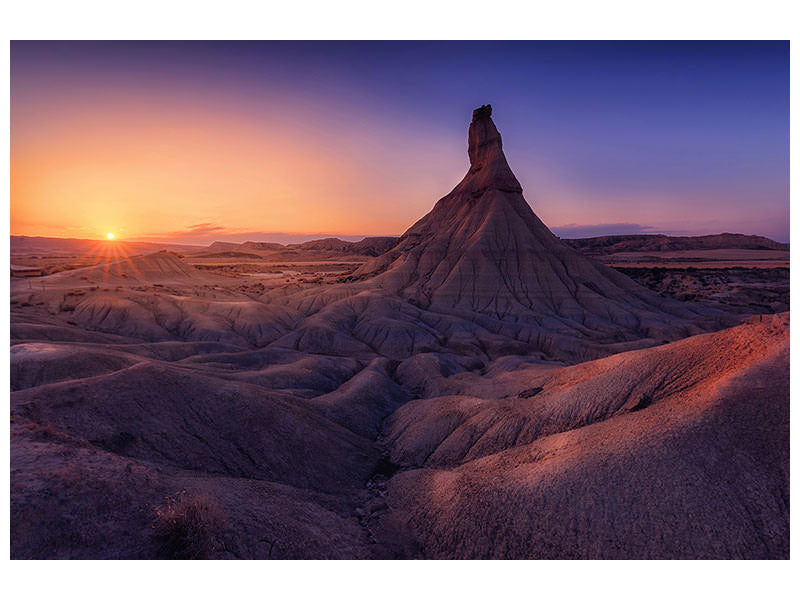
10, 343, 143, 390
12, 361, 378, 493
44, 251, 227, 286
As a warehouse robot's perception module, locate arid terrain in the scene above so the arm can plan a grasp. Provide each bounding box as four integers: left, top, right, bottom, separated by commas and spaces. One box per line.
10, 106, 789, 559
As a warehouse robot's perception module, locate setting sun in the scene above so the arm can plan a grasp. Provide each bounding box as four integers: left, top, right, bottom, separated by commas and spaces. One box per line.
106, 233, 115, 240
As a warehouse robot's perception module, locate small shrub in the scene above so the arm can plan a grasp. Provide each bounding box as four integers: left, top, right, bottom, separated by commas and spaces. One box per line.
153, 491, 225, 559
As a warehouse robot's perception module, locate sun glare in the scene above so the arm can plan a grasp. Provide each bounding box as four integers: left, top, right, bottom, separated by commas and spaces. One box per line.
106, 233, 115, 240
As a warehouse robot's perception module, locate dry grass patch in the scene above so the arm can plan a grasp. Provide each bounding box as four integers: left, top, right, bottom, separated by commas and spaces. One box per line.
153, 491, 225, 559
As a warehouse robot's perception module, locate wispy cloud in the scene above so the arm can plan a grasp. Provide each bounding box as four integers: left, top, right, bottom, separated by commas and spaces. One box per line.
551, 223, 665, 239
137, 222, 248, 242
170, 223, 229, 237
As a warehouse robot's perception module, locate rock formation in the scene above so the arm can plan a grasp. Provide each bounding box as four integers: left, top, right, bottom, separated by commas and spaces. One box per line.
350, 105, 725, 350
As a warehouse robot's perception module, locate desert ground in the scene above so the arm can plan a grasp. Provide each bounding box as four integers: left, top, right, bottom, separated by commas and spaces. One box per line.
10, 106, 788, 559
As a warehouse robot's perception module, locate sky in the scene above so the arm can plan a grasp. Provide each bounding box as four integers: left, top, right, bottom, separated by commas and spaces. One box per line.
10, 41, 790, 244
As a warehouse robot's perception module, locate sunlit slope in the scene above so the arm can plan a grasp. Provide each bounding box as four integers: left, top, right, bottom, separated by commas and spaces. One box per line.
383, 314, 789, 559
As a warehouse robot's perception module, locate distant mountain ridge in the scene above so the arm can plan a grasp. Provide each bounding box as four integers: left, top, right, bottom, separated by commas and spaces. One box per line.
15, 232, 785, 261
200, 236, 399, 259
11, 235, 203, 255
564, 233, 788, 255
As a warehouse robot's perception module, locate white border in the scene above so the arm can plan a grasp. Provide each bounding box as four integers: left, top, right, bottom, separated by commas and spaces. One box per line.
2, 2, 797, 599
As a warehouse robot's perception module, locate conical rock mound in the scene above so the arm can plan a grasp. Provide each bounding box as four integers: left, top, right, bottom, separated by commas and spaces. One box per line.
355, 105, 716, 338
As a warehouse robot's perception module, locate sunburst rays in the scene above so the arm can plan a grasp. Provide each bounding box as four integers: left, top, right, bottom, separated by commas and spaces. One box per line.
71, 238, 148, 285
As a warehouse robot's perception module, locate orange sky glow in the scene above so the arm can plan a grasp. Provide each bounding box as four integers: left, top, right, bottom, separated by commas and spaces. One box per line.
11, 90, 468, 243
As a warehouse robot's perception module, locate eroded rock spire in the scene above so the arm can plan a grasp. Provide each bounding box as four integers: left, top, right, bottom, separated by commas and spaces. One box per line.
463, 104, 522, 194
468, 104, 501, 165
351, 104, 722, 351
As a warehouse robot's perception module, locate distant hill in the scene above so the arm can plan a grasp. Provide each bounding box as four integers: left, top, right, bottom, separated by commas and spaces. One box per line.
564, 233, 788, 255
11, 235, 202, 256
203, 232, 786, 262
199, 236, 400, 259
44, 251, 228, 286
206, 241, 240, 252
239, 241, 286, 252
297, 236, 399, 257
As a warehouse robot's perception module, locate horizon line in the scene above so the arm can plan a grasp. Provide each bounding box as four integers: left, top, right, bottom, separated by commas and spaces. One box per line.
9, 229, 790, 246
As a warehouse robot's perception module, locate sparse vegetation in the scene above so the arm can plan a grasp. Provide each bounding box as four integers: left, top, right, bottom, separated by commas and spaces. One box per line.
153, 491, 225, 559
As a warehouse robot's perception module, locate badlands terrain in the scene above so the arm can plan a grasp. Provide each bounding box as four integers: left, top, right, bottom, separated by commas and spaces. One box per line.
10, 106, 789, 559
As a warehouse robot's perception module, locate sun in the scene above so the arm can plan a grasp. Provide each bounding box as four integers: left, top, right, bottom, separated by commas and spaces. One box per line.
106, 233, 115, 240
